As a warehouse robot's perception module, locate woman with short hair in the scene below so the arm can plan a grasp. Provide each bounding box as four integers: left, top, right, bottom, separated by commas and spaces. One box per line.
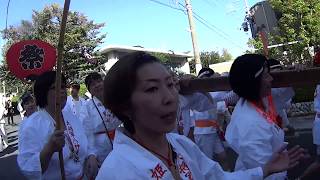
225, 54, 304, 180
17, 71, 97, 179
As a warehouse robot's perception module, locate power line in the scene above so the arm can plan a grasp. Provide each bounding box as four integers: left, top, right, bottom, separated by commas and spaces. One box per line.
146, 0, 246, 50
178, 2, 245, 50
193, 13, 245, 50
147, 0, 184, 12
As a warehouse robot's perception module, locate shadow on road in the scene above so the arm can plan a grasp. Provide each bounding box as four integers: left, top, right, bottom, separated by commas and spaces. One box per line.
7, 130, 17, 136
0, 155, 26, 180
0, 142, 18, 158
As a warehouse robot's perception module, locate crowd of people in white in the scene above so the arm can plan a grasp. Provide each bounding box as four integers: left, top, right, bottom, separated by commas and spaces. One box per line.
1, 52, 319, 179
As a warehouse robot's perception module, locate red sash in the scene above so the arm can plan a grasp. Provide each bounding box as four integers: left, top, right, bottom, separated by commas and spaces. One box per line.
195, 119, 219, 128
94, 130, 116, 141
250, 95, 282, 128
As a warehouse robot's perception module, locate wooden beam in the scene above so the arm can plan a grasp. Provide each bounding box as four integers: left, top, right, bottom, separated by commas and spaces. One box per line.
180, 67, 320, 93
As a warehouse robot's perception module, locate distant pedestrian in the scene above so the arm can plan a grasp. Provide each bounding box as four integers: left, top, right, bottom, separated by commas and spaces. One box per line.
65, 83, 86, 124
21, 93, 37, 119
5, 100, 14, 125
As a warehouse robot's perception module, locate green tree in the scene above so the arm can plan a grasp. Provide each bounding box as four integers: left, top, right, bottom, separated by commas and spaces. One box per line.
1, 3, 106, 91
249, 0, 320, 65
220, 48, 233, 62
200, 50, 232, 67
200, 51, 221, 67
151, 52, 191, 74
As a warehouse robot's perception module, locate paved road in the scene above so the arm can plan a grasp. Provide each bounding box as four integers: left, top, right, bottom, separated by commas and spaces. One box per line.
0, 115, 317, 179
0, 115, 26, 180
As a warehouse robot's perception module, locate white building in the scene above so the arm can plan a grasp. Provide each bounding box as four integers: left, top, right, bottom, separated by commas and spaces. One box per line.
99, 45, 193, 74
209, 60, 234, 74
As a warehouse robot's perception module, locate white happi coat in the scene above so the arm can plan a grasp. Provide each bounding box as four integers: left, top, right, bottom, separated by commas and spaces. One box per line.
271, 88, 295, 127
17, 108, 88, 180
313, 85, 320, 145
177, 93, 216, 136
65, 95, 87, 124
96, 129, 264, 180
226, 98, 286, 180
193, 109, 218, 135
83, 96, 122, 163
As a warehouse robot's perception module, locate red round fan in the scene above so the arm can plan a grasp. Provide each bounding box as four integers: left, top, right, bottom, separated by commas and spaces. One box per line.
6, 40, 57, 80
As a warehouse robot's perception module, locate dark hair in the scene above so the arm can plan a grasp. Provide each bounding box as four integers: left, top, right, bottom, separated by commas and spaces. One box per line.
268, 58, 283, 70
85, 72, 102, 92
33, 71, 66, 108
229, 54, 268, 102
104, 52, 160, 134
198, 67, 215, 77
70, 83, 80, 90
20, 92, 34, 108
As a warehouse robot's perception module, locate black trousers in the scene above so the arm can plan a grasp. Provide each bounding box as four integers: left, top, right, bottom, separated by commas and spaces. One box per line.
7, 114, 14, 125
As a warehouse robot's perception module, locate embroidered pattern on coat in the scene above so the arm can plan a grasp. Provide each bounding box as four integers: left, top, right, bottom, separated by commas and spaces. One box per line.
150, 163, 167, 180
65, 121, 80, 162
177, 156, 193, 180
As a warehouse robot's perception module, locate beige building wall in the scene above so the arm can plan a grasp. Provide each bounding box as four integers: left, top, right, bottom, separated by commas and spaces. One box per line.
209, 61, 234, 74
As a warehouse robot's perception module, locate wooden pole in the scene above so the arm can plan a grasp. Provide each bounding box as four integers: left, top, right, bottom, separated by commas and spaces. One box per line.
184, 0, 202, 74
180, 68, 320, 93
55, 0, 70, 180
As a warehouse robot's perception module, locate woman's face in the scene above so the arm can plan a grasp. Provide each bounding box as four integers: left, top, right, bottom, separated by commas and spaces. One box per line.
130, 63, 179, 134
172, 75, 180, 92
259, 67, 273, 98
89, 79, 104, 98
47, 82, 67, 109
23, 98, 37, 117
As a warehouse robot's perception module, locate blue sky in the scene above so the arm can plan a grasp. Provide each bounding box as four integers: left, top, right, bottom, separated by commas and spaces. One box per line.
0, 0, 261, 61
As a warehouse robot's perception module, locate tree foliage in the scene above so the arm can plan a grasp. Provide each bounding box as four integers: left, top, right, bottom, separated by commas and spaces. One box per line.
200, 49, 232, 67
151, 52, 192, 75
1, 3, 106, 94
248, 0, 320, 65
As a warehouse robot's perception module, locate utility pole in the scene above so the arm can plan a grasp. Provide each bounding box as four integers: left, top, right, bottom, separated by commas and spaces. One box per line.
2, 81, 5, 97
184, 0, 202, 74
243, 0, 250, 15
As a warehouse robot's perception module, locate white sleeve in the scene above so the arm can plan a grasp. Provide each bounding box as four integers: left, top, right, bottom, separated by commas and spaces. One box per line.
17, 124, 43, 179
82, 103, 97, 156
96, 163, 119, 180
237, 124, 273, 169
187, 137, 264, 180
185, 93, 216, 112
96, 155, 137, 180
272, 88, 295, 109
222, 91, 240, 106
313, 119, 320, 145
314, 85, 320, 112
17, 102, 23, 112
210, 92, 226, 102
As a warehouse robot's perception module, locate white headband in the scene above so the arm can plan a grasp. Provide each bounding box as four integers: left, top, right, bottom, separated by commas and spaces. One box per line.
254, 67, 264, 78
270, 64, 281, 69
198, 71, 212, 78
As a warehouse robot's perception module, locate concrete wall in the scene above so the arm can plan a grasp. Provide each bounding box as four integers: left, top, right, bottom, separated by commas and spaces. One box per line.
103, 51, 191, 74
104, 52, 119, 71
209, 61, 234, 74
